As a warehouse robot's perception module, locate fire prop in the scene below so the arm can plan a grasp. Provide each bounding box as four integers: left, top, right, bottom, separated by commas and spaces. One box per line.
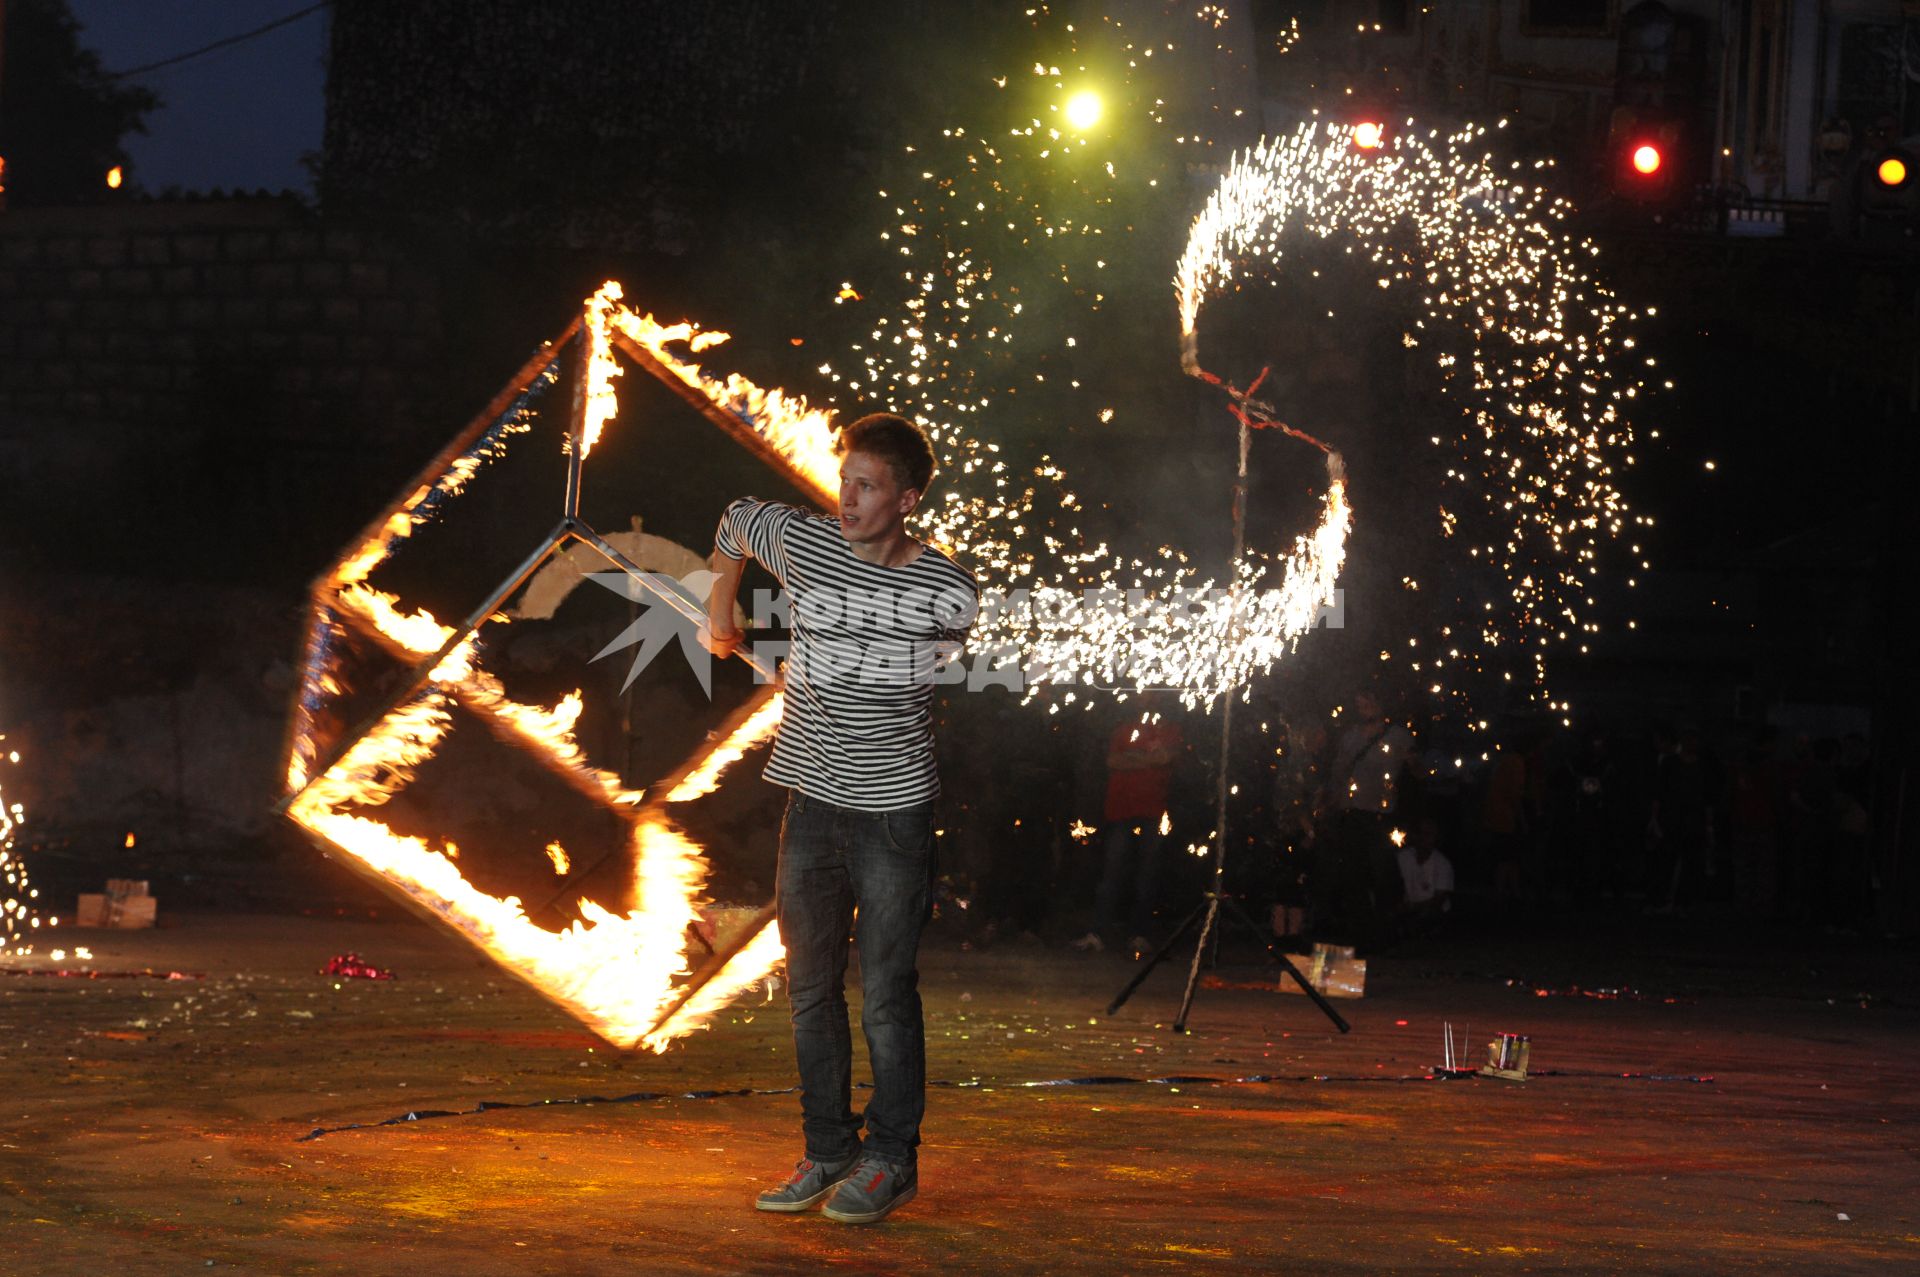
1174, 121, 1646, 720
831, 18, 1652, 720
865, 118, 1645, 718
281, 283, 839, 1052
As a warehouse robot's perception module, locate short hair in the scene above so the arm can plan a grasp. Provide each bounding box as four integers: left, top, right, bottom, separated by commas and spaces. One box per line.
836, 412, 936, 495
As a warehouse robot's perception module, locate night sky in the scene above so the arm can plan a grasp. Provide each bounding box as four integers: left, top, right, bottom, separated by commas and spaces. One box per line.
64, 0, 326, 196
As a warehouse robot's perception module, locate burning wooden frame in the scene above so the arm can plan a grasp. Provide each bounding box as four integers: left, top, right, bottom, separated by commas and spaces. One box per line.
278, 284, 839, 1051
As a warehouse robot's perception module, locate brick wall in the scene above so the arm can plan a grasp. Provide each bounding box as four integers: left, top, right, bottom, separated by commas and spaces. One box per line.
0, 197, 439, 433
0, 196, 445, 578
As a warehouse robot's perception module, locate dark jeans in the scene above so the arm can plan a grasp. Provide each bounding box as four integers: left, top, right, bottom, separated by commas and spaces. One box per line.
776, 790, 935, 1166
1095, 819, 1165, 939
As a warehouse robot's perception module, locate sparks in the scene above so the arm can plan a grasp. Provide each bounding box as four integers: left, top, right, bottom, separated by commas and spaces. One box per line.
1, 738, 52, 957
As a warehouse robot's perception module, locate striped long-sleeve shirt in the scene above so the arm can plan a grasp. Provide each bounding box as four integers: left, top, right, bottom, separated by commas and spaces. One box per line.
715, 497, 979, 811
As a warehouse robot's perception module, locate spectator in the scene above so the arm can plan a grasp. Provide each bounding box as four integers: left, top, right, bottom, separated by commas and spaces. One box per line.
1255, 717, 1323, 949
1074, 694, 1183, 953
1316, 688, 1415, 947
1649, 727, 1712, 914
1396, 817, 1454, 933
969, 695, 1070, 944
1568, 731, 1618, 902
1727, 726, 1784, 918
1833, 733, 1874, 931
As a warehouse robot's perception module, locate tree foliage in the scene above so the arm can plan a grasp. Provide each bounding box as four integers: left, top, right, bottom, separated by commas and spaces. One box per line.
0, 0, 158, 206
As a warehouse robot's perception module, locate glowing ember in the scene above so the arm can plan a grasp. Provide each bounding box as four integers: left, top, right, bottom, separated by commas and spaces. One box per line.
322, 953, 396, 981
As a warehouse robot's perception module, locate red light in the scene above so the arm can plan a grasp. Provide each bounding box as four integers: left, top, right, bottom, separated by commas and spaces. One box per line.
1353, 121, 1385, 151
1630, 144, 1662, 176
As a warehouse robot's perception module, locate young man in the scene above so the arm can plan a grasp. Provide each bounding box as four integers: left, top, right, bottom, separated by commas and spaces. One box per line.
704, 413, 978, 1224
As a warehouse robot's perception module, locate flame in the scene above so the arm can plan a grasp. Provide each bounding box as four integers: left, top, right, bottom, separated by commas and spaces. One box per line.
291, 797, 701, 1048
642, 920, 787, 1051
284, 653, 734, 1050
1158, 810, 1172, 837
664, 693, 786, 803
460, 676, 644, 807
324, 358, 553, 592
581, 284, 625, 458
597, 293, 842, 504
283, 294, 806, 1048
334, 583, 645, 807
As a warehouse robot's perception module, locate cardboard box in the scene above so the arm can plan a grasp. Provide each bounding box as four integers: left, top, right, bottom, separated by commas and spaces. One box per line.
1279, 942, 1366, 998
74, 880, 157, 929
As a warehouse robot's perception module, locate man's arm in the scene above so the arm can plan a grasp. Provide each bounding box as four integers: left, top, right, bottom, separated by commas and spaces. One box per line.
702, 496, 796, 658
702, 549, 746, 659
930, 570, 980, 675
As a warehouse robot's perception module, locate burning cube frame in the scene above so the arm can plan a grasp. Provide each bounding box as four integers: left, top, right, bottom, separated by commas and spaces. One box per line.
279, 284, 840, 1052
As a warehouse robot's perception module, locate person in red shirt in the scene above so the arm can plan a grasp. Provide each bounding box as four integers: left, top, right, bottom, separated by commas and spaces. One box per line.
1074, 696, 1183, 952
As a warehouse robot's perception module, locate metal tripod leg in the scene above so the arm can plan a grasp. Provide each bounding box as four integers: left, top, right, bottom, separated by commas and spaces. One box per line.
1102, 410, 1354, 1036
1172, 892, 1225, 1031
1106, 888, 1351, 1034
1215, 893, 1350, 1033
1104, 895, 1209, 1016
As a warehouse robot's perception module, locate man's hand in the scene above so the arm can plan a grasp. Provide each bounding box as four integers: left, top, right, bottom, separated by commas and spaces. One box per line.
699, 618, 743, 660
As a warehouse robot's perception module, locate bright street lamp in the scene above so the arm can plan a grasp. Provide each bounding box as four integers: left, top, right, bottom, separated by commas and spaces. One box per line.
1064, 90, 1103, 132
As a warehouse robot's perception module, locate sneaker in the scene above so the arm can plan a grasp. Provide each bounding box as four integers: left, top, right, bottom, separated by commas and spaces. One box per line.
1069, 931, 1105, 952
821, 1155, 918, 1224
755, 1152, 859, 1213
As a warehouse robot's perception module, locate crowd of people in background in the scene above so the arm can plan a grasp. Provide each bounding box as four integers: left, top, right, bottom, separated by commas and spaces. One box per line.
938, 687, 1883, 955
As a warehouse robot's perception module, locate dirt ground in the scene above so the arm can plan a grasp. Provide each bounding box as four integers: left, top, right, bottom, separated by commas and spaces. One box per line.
1, 910, 1915, 1275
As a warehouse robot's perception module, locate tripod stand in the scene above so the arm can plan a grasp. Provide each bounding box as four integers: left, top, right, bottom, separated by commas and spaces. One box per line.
1105, 417, 1349, 1035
